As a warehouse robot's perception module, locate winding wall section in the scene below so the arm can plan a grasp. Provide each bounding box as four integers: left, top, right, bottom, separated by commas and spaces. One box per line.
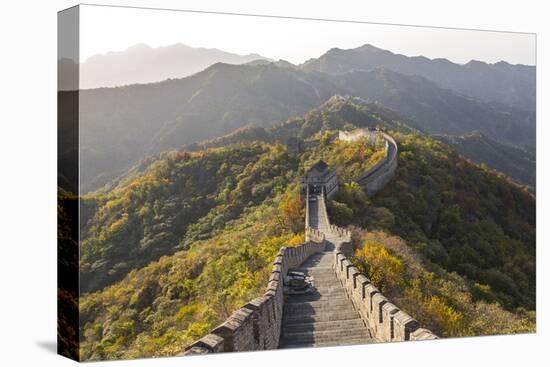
355, 132, 398, 194
183, 131, 435, 355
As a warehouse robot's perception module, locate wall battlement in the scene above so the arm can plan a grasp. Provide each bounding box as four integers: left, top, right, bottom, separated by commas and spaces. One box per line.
333, 249, 438, 342
182, 239, 326, 355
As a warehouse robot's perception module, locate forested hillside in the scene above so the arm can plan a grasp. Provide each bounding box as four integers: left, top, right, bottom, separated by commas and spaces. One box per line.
336, 68, 535, 147
80, 99, 396, 294
351, 230, 534, 338
328, 133, 535, 310
435, 132, 536, 189
79, 99, 535, 359
79, 130, 386, 360
80, 186, 306, 360
80, 144, 302, 293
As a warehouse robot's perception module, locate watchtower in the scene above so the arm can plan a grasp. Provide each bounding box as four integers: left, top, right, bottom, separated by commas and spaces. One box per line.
285, 137, 303, 153
301, 159, 338, 199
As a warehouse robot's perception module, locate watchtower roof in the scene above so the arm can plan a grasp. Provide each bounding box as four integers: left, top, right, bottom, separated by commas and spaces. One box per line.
309, 159, 328, 172
305, 160, 332, 180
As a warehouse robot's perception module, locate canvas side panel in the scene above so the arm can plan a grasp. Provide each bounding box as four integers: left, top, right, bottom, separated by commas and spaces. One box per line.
57, 5, 80, 361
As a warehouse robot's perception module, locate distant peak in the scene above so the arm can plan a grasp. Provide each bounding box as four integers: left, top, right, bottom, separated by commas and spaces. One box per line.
244, 59, 273, 66
326, 47, 344, 54
465, 59, 488, 67
494, 60, 512, 67
432, 57, 453, 64
358, 43, 383, 51
126, 43, 152, 51
274, 59, 297, 68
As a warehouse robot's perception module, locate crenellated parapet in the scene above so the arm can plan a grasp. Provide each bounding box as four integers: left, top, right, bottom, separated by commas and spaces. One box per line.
327, 224, 351, 241
306, 227, 325, 242
333, 250, 438, 342
182, 239, 326, 355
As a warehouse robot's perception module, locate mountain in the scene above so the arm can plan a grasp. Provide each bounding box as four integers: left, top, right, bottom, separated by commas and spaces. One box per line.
80, 43, 271, 89
76, 60, 534, 193
79, 97, 404, 293
333, 68, 535, 146
78, 98, 535, 360
78, 63, 343, 193
434, 132, 536, 189
186, 97, 535, 191
302, 43, 535, 111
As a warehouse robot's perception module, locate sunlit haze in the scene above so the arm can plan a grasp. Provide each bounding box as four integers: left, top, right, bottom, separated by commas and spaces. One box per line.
80, 4, 535, 65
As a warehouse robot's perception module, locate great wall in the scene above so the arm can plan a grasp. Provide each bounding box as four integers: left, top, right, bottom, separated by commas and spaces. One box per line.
182, 130, 437, 355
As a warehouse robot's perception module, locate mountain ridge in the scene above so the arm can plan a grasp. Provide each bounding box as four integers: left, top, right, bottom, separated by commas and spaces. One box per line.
80, 43, 271, 89
301, 43, 535, 111
76, 60, 534, 193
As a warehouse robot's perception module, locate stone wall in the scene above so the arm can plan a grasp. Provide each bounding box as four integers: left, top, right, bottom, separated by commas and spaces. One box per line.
285, 138, 320, 153
182, 238, 326, 355
326, 223, 353, 256
355, 133, 398, 195
339, 129, 378, 144
333, 250, 438, 342
182, 130, 436, 356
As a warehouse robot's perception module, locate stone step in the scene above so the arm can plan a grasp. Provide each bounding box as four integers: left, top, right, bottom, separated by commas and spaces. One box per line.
285, 294, 347, 303
280, 328, 370, 345
285, 297, 351, 306
310, 275, 339, 280
284, 296, 355, 310
307, 278, 340, 284
280, 338, 376, 349
281, 331, 370, 342
281, 326, 369, 340
283, 314, 360, 325
310, 282, 343, 288
282, 312, 362, 324
310, 286, 349, 293
284, 301, 355, 313
292, 265, 334, 270
283, 310, 359, 320
310, 286, 346, 292
282, 318, 366, 334
302, 286, 347, 294
287, 292, 347, 300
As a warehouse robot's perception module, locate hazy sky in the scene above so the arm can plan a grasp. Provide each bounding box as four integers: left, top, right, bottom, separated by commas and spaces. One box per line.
80, 4, 536, 65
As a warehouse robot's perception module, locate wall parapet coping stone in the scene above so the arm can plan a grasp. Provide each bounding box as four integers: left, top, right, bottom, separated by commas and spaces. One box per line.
410, 328, 439, 341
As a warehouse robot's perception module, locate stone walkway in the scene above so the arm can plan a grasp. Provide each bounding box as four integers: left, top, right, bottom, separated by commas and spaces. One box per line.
279, 195, 375, 348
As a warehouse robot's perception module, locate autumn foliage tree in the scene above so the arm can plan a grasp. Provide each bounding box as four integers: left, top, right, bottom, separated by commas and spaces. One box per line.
278, 192, 304, 233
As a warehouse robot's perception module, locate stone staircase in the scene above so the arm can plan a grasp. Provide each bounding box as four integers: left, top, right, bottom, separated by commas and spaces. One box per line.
279, 192, 376, 349
279, 250, 375, 348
